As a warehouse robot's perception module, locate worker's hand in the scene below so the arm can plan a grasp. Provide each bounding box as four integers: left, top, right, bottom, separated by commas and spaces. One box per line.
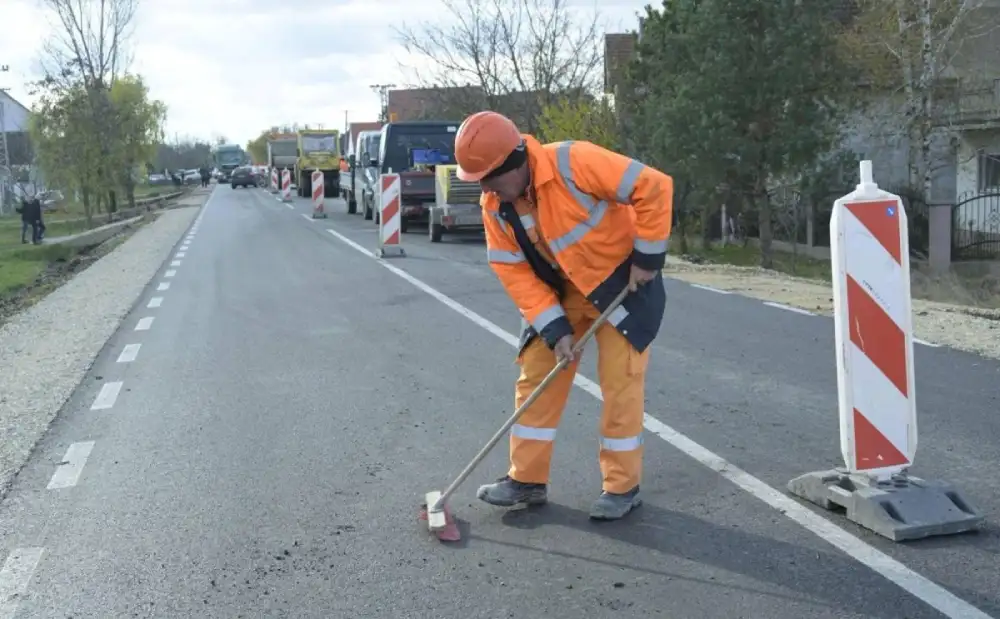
628, 264, 657, 292
553, 334, 577, 365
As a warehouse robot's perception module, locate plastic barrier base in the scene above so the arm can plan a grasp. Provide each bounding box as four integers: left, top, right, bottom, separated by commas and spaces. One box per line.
378, 246, 406, 258
787, 469, 984, 541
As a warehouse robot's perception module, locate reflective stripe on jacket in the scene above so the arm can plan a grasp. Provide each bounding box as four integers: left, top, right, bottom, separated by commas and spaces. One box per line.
482, 135, 674, 354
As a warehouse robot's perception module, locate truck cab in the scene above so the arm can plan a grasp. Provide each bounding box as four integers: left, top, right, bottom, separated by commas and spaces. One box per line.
375, 121, 460, 232
295, 130, 340, 198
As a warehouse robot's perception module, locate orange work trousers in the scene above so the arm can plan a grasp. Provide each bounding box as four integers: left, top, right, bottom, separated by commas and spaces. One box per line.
509, 283, 650, 494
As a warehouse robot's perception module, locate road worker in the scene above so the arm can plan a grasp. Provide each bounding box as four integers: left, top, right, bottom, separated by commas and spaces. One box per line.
455, 111, 673, 520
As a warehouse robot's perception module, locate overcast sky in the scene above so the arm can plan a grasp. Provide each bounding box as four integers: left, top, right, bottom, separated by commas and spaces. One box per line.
1, 0, 646, 146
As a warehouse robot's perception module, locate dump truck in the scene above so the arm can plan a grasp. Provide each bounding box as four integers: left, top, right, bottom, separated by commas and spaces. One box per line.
267, 134, 298, 188
429, 164, 484, 242
212, 143, 247, 183
340, 129, 381, 216
372, 120, 460, 232
295, 129, 340, 198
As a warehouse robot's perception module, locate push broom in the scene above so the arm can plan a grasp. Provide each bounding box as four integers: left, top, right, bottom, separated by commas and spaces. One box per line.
421, 287, 631, 541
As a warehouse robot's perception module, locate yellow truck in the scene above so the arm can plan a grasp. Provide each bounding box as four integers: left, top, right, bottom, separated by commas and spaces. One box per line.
295, 129, 340, 198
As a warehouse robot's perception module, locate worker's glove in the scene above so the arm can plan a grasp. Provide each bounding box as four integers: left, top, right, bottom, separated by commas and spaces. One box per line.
628, 264, 656, 292
553, 334, 578, 365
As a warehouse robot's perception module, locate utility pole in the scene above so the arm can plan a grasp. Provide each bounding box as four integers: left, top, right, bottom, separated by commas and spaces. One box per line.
0, 64, 11, 214
370, 83, 396, 123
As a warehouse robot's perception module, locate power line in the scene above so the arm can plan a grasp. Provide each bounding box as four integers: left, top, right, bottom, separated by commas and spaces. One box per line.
370, 83, 395, 123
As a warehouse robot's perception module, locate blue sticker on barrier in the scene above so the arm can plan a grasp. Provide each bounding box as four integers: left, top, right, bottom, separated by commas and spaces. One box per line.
886, 205, 895, 217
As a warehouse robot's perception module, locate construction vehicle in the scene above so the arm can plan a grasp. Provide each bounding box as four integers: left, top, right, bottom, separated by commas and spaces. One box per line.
340, 129, 381, 217
373, 120, 460, 232
295, 129, 340, 198
429, 164, 484, 242
267, 134, 297, 187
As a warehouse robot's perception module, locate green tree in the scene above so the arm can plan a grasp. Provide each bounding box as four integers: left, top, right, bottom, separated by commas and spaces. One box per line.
537, 97, 620, 150
246, 131, 270, 165
628, 0, 853, 268
110, 74, 167, 208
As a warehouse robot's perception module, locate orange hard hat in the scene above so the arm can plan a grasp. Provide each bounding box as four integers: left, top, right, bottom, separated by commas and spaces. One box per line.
455, 111, 523, 182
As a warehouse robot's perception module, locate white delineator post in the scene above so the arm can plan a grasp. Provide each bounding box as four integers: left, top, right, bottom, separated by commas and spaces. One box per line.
311, 170, 327, 218
281, 169, 291, 202
377, 172, 405, 258
786, 160, 983, 542
270, 168, 279, 193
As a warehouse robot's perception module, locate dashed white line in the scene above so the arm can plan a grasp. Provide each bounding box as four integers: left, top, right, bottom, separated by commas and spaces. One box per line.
147, 297, 163, 308
180, 245, 189, 251
135, 316, 155, 331
46, 441, 95, 490
285, 203, 295, 210
157, 282, 170, 291
175, 252, 186, 258
763, 301, 815, 316
914, 338, 940, 347
170, 260, 181, 267
0, 547, 44, 619
90, 381, 123, 410
689, 283, 732, 295
117, 343, 141, 363
165, 270, 176, 278
301, 213, 316, 222
322, 225, 993, 619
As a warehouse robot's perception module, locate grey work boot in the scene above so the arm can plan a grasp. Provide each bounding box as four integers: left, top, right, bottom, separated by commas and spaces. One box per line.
476, 475, 548, 507
589, 486, 642, 520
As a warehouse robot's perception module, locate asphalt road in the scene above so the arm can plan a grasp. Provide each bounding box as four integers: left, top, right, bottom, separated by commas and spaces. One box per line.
1, 184, 997, 618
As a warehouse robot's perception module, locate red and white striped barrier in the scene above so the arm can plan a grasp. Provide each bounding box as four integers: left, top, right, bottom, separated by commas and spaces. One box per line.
787, 160, 982, 541
270, 168, 279, 193
377, 173, 405, 258
311, 170, 327, 218
281, 169, 291, 202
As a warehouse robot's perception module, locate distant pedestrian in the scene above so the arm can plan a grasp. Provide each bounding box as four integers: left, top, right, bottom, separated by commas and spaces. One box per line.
18, 197, 44, 244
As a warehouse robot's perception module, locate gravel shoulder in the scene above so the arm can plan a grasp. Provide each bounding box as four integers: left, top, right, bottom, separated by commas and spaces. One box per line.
0, 196, 205, 498
663, 257, 1000, 360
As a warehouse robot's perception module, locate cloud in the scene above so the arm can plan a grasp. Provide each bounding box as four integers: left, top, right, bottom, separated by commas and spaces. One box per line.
0, 0, 646, 144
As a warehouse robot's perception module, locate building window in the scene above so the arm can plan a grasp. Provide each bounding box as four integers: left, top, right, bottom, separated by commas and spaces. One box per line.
978, 153, 1000, 191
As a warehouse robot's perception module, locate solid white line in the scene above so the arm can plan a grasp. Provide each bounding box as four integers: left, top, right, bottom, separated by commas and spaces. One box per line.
914, 338, 940, 348
170, 260, 181, 267
135, 316, 154, 331
147, 297, 163, 308
157, 282, 170, 291
117, 343, 141, 363
323, 226, 993, 619
689, 283, 732, 295
47, 441, 95, 489
90, 381, 123, 410
165, 270, 176, 278
175, 252, 186, 258
763, 301, 815, 316
0, 547, 44, 619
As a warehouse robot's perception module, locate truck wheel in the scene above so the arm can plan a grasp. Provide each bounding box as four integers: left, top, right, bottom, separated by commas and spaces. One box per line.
347, 195, 357, 215
430, 223, 443, 243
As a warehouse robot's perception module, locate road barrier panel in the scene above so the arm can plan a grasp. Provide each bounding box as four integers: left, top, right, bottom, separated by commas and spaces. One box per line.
311, 170, 327, 218
786, 160, 983, 542
270, 168, 279, 193
377, 172, 405, 258
281, 169, 291, 202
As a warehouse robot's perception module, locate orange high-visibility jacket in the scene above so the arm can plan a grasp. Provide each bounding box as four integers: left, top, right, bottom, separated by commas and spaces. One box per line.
482, 135, 674, 354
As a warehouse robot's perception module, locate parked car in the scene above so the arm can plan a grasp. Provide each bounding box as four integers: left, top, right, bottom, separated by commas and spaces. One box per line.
230, 166, 256, 189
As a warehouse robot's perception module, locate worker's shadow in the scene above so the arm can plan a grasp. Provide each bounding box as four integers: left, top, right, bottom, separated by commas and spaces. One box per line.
471, 501, 999, 618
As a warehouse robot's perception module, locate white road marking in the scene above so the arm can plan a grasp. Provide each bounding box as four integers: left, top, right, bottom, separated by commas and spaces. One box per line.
301, 213, 316, 222
135, 316, 154, 331
689, 283, 732, 294
165, 270, 176, 278
175, 252, 186, 258
286, 203, 295, 210
170, 260, 181, 267
914, 338, 940, 347
47, 441, 95, 489
0, 547, 44, 619
763, 301, 815, 316
117, 343, 141, 363
180, 245, 189, 251
324, 226, 993, 619
147, 297, 163, 308
90, 381, 123, 410
157, 282, 170, 291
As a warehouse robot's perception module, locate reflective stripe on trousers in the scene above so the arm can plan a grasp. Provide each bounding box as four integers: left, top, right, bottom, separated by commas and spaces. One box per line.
508, 284, 649, 493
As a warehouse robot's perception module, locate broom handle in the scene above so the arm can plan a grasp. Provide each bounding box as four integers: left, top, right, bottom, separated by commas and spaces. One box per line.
431, 286, 630, 512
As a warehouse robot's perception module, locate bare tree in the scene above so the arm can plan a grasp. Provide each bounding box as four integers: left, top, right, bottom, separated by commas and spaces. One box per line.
394, 0, 604, 131
35, 0, 140, 215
